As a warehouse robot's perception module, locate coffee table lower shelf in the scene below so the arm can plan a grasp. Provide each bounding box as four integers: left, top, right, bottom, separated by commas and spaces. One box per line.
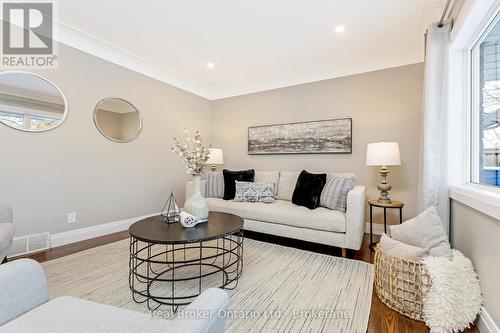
128, 230, 243, 312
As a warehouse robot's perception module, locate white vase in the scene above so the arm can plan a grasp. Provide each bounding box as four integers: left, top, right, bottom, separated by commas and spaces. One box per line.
184, 174, 209, 220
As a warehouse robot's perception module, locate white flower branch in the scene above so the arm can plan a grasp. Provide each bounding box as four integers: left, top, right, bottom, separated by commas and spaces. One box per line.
172, 129, 211, 175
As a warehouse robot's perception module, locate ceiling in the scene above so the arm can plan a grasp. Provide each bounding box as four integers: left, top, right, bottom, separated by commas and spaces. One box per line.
56, 0, 446, 100
0, 73, 63, 98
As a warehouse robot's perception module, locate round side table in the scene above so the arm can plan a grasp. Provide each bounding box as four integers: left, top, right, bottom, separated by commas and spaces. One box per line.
368, 199, 404, 250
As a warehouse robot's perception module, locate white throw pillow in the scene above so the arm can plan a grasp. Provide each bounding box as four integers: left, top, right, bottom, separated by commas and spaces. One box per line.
320, 175, 356, 212
205, 171, 224, 198
390, 206, 451, 258
277, 171, 300, 201
379, 233, 429, 261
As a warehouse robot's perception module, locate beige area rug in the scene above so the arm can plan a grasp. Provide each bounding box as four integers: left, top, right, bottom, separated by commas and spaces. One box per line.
42, 238, 373, 333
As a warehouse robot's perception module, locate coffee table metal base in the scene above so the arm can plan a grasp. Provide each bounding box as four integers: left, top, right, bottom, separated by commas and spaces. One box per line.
129, 230, 243, 312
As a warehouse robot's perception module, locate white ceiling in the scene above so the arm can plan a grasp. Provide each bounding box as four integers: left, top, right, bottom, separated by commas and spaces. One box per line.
0, 72, 63, 98
56, 0, 446, 100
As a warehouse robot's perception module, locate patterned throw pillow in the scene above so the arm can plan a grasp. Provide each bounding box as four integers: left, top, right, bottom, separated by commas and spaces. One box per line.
205, 171, 224, 198
234, 181, 275, 203
320, 175, 356, 212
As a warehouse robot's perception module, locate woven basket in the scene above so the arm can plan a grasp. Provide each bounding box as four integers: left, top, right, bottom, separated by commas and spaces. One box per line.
374, 244, 431, 321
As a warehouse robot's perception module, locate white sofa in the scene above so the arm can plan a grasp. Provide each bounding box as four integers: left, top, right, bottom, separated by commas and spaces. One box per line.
0, 259, 230, 332
187, 171, 366, 253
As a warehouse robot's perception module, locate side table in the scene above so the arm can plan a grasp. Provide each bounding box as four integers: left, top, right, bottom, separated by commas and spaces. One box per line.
368, 199, 404, 250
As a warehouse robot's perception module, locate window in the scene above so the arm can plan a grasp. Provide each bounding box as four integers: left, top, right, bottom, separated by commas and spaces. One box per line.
0, 111, 24, 128
471, 12, 500, 187
0, 110, 59, 131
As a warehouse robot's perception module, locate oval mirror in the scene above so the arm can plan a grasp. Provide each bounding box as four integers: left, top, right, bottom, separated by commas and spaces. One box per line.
94, 98, 142, 143
0, 71, 67, 132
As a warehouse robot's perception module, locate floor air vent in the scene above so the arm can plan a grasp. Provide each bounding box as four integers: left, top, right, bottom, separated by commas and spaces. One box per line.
8, 232, 50, 258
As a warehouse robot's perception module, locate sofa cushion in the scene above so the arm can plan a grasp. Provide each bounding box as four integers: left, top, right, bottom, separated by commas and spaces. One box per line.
207, 197, 346, 233
255, 171, 280, 197
277, 171, 300, 201
292, 170, 327, 210
222, 169, 255, 200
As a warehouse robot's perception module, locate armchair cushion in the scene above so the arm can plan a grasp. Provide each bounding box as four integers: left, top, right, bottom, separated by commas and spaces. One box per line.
0, 204, 12, 223
0, 259, 49, 326
1, 289, 229, 333
0, 223, 15, 253
0, 259, 229, 333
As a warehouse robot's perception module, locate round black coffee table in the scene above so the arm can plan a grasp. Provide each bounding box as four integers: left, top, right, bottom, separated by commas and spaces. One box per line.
128, 211, 244, 311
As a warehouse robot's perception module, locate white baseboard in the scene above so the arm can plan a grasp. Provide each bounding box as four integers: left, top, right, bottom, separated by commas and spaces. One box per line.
364, 222, 385, 236
47, 217, 382, 250
50, 212, 160, 248
477, 307, 500, 333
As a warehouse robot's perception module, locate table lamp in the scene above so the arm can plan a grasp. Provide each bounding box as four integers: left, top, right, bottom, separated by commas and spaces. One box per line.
207, 148, 224, 171
366, 142, 401, 203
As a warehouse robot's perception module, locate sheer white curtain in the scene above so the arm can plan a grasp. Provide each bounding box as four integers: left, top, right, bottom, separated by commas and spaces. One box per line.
417, 21, 452, 234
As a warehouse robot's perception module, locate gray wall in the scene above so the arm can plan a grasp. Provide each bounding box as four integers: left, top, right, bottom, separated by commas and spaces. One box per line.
0, 43, 212, 236
212, 63, 424, 223
451, 200, 500, 325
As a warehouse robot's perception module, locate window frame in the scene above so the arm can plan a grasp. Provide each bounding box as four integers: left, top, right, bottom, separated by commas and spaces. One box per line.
449, 0, 500, 221
468, 5, 500, 194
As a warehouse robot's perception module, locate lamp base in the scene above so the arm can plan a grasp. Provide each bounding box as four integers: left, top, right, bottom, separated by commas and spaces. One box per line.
377, 166, 392, 203
210, 165, 217, 171
377, 197, 392, 204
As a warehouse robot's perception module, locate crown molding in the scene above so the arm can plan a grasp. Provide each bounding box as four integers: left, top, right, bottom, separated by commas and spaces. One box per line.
55, 21, 214, 100
210, 48, 424, 100
54, 20, 423, 101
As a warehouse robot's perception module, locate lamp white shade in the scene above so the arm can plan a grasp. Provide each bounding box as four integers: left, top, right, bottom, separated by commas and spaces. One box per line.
366, 142, 401, 166
207, 148, 224, 165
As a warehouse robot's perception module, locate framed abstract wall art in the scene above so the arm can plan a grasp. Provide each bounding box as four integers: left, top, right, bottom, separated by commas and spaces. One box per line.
248, 118, 352, 155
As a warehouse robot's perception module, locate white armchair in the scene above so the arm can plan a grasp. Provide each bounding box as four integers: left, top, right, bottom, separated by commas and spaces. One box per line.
0, 204, 14, 264
0, 259, 230, 332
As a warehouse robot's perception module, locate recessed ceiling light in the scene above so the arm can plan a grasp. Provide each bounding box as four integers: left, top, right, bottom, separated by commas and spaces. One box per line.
334, 26, 345, 33
206, 62, 215, 69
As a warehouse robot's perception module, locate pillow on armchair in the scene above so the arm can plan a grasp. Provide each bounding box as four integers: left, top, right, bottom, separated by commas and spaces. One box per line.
222, 169, 255, 200
379, 233, 429, 261
390, 206, 451, 258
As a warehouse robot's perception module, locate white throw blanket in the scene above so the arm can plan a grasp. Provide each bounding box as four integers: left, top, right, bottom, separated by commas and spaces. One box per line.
423, 250, 482, 333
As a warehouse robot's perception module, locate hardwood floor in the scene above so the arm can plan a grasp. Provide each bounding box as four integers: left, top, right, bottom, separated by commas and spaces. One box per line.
16, 231, 478, 333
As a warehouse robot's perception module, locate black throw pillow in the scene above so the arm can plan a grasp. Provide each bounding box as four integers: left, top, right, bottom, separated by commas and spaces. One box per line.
292, 170, 327, 210
222, 169, 255, 200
